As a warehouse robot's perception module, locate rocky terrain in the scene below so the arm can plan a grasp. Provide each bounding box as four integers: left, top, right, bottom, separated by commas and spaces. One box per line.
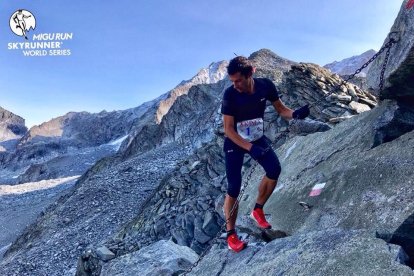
0, 60, 229, 273
0, 42, 388, 275
0, 2, 413, 275
0, 176, 79, 262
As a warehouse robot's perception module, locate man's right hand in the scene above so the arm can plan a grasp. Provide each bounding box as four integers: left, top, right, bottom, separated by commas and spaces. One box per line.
250, 144, 268, 160
292, 105, 310, 119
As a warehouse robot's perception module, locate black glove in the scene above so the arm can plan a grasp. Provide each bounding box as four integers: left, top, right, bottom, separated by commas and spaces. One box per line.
292, 105, 310, 119
250, 144, 268, 160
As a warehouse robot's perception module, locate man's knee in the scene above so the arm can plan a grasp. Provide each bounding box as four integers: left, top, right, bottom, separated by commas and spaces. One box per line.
265, 162, 281, 181
227, 187, 241, 198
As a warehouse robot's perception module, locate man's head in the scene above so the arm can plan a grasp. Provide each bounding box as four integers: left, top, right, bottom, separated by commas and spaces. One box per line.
227, 56, 253, 77
227, 56, 254, 93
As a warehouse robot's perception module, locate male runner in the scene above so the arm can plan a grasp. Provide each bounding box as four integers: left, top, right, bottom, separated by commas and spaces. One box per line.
221, 56, 309, 252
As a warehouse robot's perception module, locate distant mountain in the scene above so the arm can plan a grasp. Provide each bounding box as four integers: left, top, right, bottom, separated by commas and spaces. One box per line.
0, 59, 233, 186
0, 107, 27, 150
155, 60, 228, 124
324, 49, 376, 77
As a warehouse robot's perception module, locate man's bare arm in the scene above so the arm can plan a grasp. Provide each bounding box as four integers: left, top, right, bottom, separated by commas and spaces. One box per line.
272, 99, 294, 120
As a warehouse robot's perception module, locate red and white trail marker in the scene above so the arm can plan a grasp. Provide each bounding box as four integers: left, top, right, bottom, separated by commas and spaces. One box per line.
309, 183, 326, 197
407, 0, 414, 10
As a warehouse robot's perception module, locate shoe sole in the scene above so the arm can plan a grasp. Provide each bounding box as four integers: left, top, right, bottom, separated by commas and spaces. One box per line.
250, 212, 271, 229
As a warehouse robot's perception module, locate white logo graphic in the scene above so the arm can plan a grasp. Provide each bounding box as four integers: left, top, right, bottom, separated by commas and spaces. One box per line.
9, 9, 36, 40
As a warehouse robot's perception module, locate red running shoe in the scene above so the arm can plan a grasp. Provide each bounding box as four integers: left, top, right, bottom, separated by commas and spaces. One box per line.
227, 233, 247, 252
250, 208, 272, 229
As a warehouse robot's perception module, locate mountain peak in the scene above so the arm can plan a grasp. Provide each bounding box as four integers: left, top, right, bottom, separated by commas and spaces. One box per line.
323, 49, 377, 76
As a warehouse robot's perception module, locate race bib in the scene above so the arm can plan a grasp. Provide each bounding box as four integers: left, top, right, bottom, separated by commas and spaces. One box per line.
236, 118, 264, 142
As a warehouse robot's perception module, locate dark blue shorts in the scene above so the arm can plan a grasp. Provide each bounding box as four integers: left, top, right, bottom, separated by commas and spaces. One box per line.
223, 135, 281, 198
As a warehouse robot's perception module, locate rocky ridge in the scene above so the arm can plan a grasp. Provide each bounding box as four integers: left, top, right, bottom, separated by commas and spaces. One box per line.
155, 60, 229, 124
0, 107, 27, 151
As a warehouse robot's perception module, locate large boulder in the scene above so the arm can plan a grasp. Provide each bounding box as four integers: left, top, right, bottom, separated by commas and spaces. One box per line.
189, 229, 412, 276
235, 100, 414, 265
100, 240, 198, 276
367, 0, 414, 102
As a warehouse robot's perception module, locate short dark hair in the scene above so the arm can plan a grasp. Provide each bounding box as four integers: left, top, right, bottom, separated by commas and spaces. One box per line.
227, 56, 253, 77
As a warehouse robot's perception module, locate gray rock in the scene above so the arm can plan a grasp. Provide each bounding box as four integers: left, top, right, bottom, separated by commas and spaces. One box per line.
171, 229, 191, 246
189, 229, 413, 276
214, 194, 225, 221
193, 217, 211, 244
96, 246, 115, 261
349, 101, 371, 113
197, 200, 209, 211
154, 218, 168, 236
202, 211, 220, 237
367, 1, 414, 101
337, 95, 352, 102
184, 213, 195, 237
288, 118, 331, 135
239, 100, 414, 240
100, 240, 198, 276
329, 114, 355, 123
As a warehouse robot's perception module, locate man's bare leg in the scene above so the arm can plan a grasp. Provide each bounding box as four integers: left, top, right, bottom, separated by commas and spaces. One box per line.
224, 194, 238, 231
256, 175, 277, 205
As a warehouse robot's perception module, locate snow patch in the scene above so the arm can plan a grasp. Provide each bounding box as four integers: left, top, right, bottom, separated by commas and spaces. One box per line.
107, 135, 128, 150
0, 175, 80, 195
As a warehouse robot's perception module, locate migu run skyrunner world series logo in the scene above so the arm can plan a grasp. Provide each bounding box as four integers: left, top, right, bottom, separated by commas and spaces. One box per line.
7, 9, 74, 57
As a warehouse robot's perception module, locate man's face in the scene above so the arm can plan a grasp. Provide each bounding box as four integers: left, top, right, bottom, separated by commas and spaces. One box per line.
229, 72, 250, 93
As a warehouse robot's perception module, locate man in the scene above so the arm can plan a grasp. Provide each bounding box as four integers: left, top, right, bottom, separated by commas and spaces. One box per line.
221, 56, 309, 252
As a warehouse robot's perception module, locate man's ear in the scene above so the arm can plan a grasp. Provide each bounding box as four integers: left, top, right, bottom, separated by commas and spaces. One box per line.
252, 67, 256, 74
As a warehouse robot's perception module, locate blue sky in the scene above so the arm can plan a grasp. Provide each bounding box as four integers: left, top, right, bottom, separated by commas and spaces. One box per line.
1, 0, 403, 128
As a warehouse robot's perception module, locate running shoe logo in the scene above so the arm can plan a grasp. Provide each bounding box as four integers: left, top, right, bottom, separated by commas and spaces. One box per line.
9, 9, 36, 40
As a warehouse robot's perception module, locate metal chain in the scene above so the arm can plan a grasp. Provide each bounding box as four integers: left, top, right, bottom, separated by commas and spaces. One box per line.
308, 35, 397, 109
333, 34, 398, 93
379, 41, 394, 91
